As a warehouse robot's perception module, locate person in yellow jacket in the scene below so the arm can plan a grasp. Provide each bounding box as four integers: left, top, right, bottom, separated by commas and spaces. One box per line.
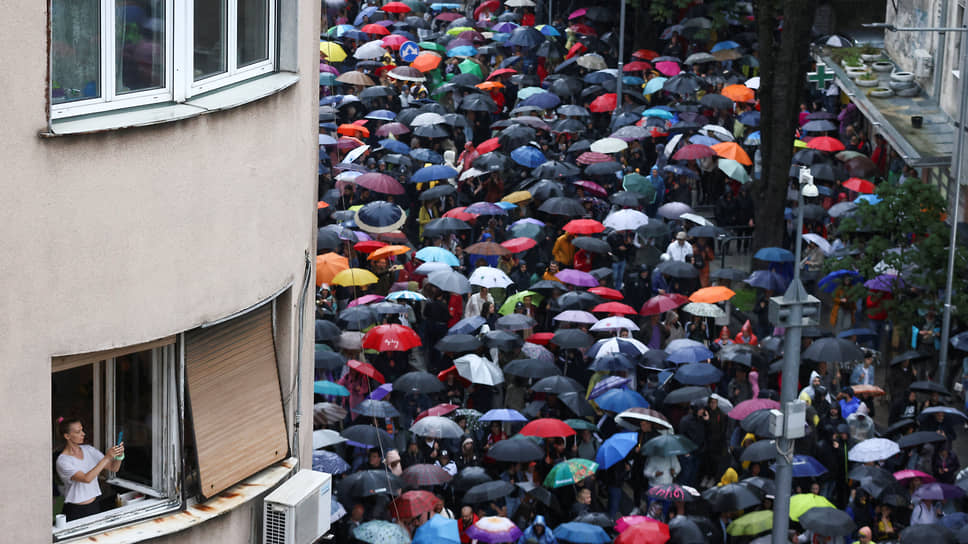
552, 232, 576, 267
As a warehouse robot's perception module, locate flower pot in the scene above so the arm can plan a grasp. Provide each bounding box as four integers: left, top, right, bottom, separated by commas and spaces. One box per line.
870, 88, 894, 98
861, 53, 882, 62
855, 78, 879, 87
846, 66, 868, 77
871, 61, 894, 72
888, 79, 916, 91
896, 85, 920, 97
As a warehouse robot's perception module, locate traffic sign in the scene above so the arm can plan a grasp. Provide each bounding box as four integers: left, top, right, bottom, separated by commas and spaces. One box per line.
400, 41, 420, 63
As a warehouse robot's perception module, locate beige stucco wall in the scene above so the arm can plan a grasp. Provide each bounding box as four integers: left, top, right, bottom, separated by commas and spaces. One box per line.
0, 0, 319, 540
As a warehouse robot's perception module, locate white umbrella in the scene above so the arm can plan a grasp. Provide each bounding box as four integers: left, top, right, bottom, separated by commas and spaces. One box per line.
848, 438, 900, 463
700, 124, 735, 142
454, 354, 505, 385
802, 233, 833, 255
411, 112, 447, 126
590, 137, 628, 154
344, 144, 371, 163
664, 133, 683, 158
337, 170, 363, 182
603, 209, 649, 231
469, 266, 513, 288
339, 331, 364, 350
615, 407, 674, 430
411, 416, 466, 439
553, 310, 598, 324
682, 302, 726, 318
460, 167, 487, 180
590, 316, 641, 332
506, 0, 536, 5
745, 76, 761, 90
313, 429, 347, 449
590, 337, 648, 358
577, 53, 607, 71
679, 212, 710, 226
354, 40, 388, 60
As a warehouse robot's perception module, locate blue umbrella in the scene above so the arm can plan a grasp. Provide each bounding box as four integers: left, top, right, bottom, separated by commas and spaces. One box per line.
584, 71, 616, 84
366, 109, 397, 121
328, 24, 356, 37
410, 148, 444, 164
492, 22, 519, 33
379, 139, 410, 154
855, 194, 882, 205
663, 164, 700, 179
939, 512, 968, 530
711, 40, 741, 52
674, 362, 723, 384
595, 388, 649, 413
754, 247, 795, 262
744, 131, 761, 145
738, 111, 760, 127
314, 380, 350, 396
353, 6, 379, 25
643, 77, 668, 95
511, 146, 547, 168
412, 164, 458, 183
837, 328, 877, 339
496, 201, 517, 210
689, 134, 721, 146
642, 108, 675, 120
449, 315, 487, 335
538, 25, 560, 36
313, 450, 351, 474
596, 432, 638, 469
415, 246, 460, 266
480, 408, 529, 422
623, 75, 644, 86
448, 45, 478, 57
555, 522, 611, 544
520, 91, 561, 110
952, 330, 968, 351
414, 514, 461, 544
817, 269, 863, 292
744, 270, 789, 292
771, 454, 827, 477
507, 26, 546, 48
430, 2, 463, 9
343, 30, 368, 42
667, 345, 715, 364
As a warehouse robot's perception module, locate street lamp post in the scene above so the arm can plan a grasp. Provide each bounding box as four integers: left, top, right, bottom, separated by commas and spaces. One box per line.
614, 0, 626, 119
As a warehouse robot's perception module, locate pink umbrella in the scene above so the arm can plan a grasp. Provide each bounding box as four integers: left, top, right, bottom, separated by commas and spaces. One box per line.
615, 516, 662, 533
655, 61, 681, 76
348, 294, 385, 307
352, 172, 406, 195
319, 63, 340, 75
568, 8, 587, 19
375, 122, 411, 137
555, 268, 599, 287
893, 469, 935, 483
573, 180, 607, 197
576, 152, 612, 165
382, 34, 409, 49
727, 398, 781, 420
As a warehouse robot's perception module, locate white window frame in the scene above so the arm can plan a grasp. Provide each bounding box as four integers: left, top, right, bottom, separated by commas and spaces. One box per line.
53, 345, 182, 542
50, 0, 276, 120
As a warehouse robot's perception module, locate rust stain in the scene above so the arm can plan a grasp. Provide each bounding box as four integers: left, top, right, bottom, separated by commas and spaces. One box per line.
238, 483, 262, 487
221, 492, 241, 499
153, 518, 165, 523
194, 504, 216, 512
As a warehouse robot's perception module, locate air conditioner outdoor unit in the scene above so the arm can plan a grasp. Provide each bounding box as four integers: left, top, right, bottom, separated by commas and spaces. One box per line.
263, 469, 332, 544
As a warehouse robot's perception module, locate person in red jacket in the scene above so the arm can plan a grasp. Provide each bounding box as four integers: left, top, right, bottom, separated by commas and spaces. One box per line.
457, 506, 479, 543
734, 320, 759, 345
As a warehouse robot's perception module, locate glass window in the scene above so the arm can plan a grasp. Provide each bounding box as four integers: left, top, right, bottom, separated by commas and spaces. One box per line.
115, 0, 166, 94
194, 0, 227, 80
237, 0, 268, 67
50, 0, 101, 104
113, 351, 155, 487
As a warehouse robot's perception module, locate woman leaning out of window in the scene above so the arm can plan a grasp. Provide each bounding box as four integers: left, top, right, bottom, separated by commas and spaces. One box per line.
55, 417, 124, 521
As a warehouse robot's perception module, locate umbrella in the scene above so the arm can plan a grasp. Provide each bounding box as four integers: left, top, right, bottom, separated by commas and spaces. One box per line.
587, 337, 648, 359
770, 455, 827, 477
395, 370, 446, 394
615, 520, 671, 544
428, 269, 472, 294
468, 266, 513, 288
436, 334, 482, 353
898, 431, 947, 449
504, 358, 560, 378
314, 380, 350, 396
789, 493, 835, 521
799, 507, 855, 537
674, 362, 722, 384
390, 490, 441, 520
342, 470, 405, 498
552, 329, 595, 349
496, 313, 537, 331
802, 337, 864, 363
590, 317, 640, 332
354, 521, 410, 544
454, 354, 504, 385
702, 483, 761, 512
666, 340, 715, 363
464, 480, 517, 504
544, 458, 599, 488
744, 270, 788, 292
555, 522, 611, 544
313, 428, 346, 449
413, 515, 461, 544
912, 482, 966, 501
741, 440, 778, 463
727, 511, 773, 536
362, 324, 421, 351
848, 438, 901, 462
596, 388, 650, 413
402, 463, 453, 487
899, 524, 957, 544
643, 434, 697, 457
521, 418, 576, 438
451, 466, 492, 492
487, 436, 545, 462
466, 517, 522, 544
595, 432, 638, 469
728, 398, 781, 420
615, 407, 673, 430
342, 424, 394, 447
641, 293, 689, 316
532, 375, 583, 395
352, 399, 400, 418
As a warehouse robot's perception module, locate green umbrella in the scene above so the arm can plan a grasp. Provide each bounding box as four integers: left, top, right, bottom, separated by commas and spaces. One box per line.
320, 72, 336, 86
622, 173, 657, 201
517, 86, 546, 100
419, 41, 447, 53
499, 290, 544, 315
564, 418, 598, 431
790, 493, 834, 521
447, 26, 476, 35
354, 521, 411, 544
459, 59, 483, 79
543, 458, 599, 488
643, 434, 698, 456
509, 222, 543, 239
727, 511, 773, 536
718, 158, 751, 183
402, 0, 425, 12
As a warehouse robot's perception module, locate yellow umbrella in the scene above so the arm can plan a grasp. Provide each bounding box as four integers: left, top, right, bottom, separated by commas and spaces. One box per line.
789, 493, 834, 521
502, 190, 533, 204
316, 253, 349, 286
794, 139, 808, 148
446, 26, 475, 35
331, 268, 379, 287
319, 42, 347, 63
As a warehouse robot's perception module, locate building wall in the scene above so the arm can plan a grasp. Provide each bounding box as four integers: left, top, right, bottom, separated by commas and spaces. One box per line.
0, 0, 319, 541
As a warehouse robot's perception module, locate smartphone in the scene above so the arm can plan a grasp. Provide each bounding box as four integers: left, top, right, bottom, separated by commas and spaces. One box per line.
117, 430, 124, 444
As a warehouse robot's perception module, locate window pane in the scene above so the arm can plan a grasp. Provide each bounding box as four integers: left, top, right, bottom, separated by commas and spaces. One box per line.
114, 351, 154, 487
116, 0, 166, 95
237, 0, 268, 67
50, 0, 101, 104
194, 0, 227, 80
52, 365, 96, 446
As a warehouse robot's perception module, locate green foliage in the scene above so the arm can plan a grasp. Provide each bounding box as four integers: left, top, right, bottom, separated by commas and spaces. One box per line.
825, 181, 968, 331
648, 0, 692, 23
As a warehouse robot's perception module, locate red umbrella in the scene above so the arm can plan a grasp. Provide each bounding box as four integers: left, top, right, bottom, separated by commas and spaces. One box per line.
348, 359, 386, 384
338, 123, 370, 138
589, 93, 617, 113
437, 365, 471, 387
565, 42, 587, 60
382, 34, 409, 50
615, 519, 670, 543
473, 0, 500, 19
502, 237, 537, 253
640, 293, 689, 316
488, 68, 518, 80
632, 49, 659, 60
589, 286, 624, 300
354, 240, 388, 253
435, 11, 461, 21
623, 61, 653, 72
381, 1, 412, 13
376, 122, 410, 137
476, 137, 501, 154
573, 180, 607, 197
563, 219, 605, 234
592, 302, 637, 315
415, 403, 459, 422
807, 136, 845, 152
727, 398, 781, 420
672, 144, 715, 161
338, 136, 365, 151
362, 324, 422, 351
569, 23, 597, 36
527, 332, 554, 345
843, 177, 875, 194
520, 418, 576, 438
390, 490, 441, 520
361, 23, 391, 35
443, 207, 477, 221
353, 172, 405, 195
576, 152, 612, 165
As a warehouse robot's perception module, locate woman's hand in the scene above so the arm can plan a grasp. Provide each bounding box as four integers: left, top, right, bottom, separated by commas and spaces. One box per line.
108, 444, 124, 458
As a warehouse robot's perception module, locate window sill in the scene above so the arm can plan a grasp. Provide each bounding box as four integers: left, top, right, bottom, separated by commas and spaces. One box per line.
43, 72, 299, 137
57, 457, 298, 544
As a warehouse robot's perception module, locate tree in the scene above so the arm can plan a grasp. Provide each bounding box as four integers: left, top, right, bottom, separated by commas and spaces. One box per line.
750, 0, 814, 251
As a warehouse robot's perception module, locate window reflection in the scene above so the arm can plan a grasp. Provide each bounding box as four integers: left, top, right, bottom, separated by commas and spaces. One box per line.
116, 0, 166, 94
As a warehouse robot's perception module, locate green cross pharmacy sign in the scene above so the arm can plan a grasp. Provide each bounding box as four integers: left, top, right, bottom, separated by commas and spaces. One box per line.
807, 63, 836, 90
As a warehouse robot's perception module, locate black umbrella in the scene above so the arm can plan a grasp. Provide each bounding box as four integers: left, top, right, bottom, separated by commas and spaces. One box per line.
556, 290, 601, 310
420, 183, 457, 201
877, 483, 911, 507
533, 160, 581, 179
413, 124, 449, 138
528, 179, 565, 200
573, 512, 611, 527
891, 350, 929, 366
339, 306, 378, 329
700, 93, 734, 110
557, 103, 589, 118
423, 217, 471, 237
644, 434, 698, 456
436, 334, 482, 352
638, 221, 672, 239
910, 380, 951, 395
498, 124, 536, 149
920, 406, 968, 422
395, 371, 447, 394
342, 425, 395, 446
504, 358, 561, 378
900, 524, 957, 544
688, 225, 727, 238
740, 409, 775, 436
486, 437, 545, 462
584, 161, 623, 176
885, 418, 916, 436
898, 430, 947, 449
518, 481, 561, 510
339, 469, 405, 497
460, 93, 498, 112
740, 440, 777, 462
496, 313, 537, 331
663, 386, 710, 405
317, 228, 342, 251
572, 236, 611, 254
567, 139, 592, 153
315, 350, 346, 371
315, 319, 342, 342
663, 73, 704, 95
710, 267, 748, 281
483, 330, 524, 352
464, 480, 517, 504
538, 197, 586, 217
451, 466, 492, 492
611, 191, 645, 207
669, 516, 706, 544
848, 465, 895, 497
551, 329, 595, 349
799, 507, 856, 537
640, 350, 673, 370
657, 260, 700, 278
551, 118, 587, 134
791, 149, 828, 165
532, 375, 583, 394
589, 267, 613, 280
559, 391, 597, 417
797, 204, 828, 221
740, 476, 777, 498
801, 337, 864, 363
701, 483, 761, 512
473, 151, 511, 172
352, 399, 400, 418
360, 85, 396, 99
530, 279, 567, 292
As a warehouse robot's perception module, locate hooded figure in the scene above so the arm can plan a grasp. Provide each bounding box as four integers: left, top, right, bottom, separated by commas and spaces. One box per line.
517, 515, 557, 544
714, 326, 733, 346
734, 320, 758, 345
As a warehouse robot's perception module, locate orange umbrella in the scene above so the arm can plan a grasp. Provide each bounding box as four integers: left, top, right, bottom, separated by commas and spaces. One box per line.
851, 384, 886, 397
338, 123, 370, 138
476, 81, 504, 91
318, 201, 330, 209
711, 142, 752, 166
368, 244, 411, 261
316, 252, 349, 286
721, 84, 755, 102
411, 51, 442, 72
689, 286, 736, 303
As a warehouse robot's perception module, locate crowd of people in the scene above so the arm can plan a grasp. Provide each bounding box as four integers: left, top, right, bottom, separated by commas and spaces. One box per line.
312, 1, 968, 544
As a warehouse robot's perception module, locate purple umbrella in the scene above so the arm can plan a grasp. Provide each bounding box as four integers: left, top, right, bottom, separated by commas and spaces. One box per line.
466, 201, 508, 216
912, 482, 965, 501
589, 376, 632, 399
479, 408, 529, 422
320, 63, 340, 75
465, 517, 522, 543
864, 274, 903, 292
556, 268, 599, 287
368, 382, 393, 400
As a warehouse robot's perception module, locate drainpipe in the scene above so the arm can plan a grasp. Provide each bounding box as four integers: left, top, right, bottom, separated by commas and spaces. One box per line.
933, 0, 948, 102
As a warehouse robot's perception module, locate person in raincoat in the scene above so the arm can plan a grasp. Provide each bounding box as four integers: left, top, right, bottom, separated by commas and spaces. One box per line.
733, 320, 758, 345
517, 514, 557, 544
